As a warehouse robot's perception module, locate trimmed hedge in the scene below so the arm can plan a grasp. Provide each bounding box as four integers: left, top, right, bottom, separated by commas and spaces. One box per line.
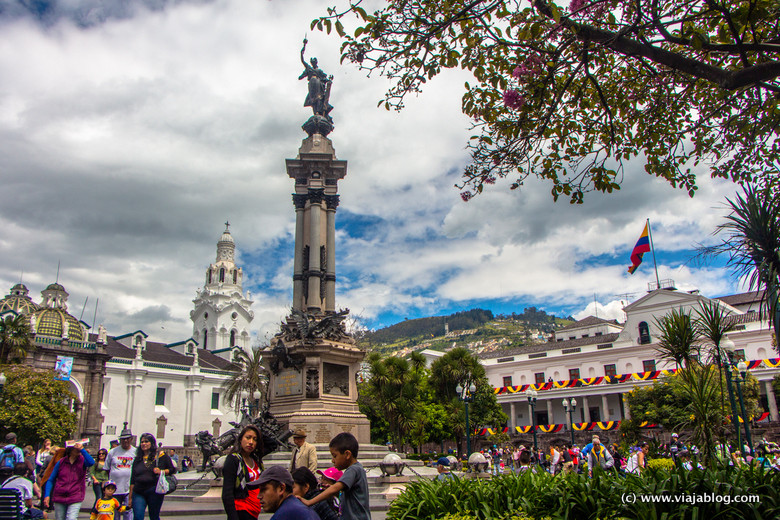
387, 465, 780, 519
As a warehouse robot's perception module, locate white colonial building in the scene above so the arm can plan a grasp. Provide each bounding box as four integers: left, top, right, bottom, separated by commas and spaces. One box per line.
479, 284, 779, 434
0, 225, 257, 449
99, 225, 255, 448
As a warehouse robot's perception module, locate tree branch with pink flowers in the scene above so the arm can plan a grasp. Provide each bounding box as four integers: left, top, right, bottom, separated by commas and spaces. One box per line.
314, 0, 780, 203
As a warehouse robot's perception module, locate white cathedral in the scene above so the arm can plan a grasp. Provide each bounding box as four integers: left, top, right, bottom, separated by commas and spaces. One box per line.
0, 225, 255, 449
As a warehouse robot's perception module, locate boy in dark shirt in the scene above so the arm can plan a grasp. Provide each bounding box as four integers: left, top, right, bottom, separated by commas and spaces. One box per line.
300, 432, 371, 520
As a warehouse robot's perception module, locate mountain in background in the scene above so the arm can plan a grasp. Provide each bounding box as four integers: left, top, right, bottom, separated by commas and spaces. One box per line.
360, 307, 574, 356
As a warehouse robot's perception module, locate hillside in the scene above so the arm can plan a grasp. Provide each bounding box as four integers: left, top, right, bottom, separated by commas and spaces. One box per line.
360, 307, 574, 356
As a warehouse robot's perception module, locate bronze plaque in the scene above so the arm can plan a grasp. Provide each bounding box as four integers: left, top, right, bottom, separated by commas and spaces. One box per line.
274, 368, 303, 397
323, 362, 349, 396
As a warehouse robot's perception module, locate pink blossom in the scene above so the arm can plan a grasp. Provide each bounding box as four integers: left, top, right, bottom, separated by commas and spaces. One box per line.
569, 0, 587, 13
460, 191, 473, 202
503, 89, 526, 110
483, 176, 496, 185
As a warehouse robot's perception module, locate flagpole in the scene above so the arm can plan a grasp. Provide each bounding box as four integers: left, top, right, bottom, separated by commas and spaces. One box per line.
646, 219, 661, 288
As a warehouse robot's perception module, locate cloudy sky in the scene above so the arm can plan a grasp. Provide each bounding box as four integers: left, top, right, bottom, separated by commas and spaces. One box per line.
0, 0, 745, 344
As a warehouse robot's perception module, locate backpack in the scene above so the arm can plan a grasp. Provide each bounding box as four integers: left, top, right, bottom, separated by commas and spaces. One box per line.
0, 447, 16, 469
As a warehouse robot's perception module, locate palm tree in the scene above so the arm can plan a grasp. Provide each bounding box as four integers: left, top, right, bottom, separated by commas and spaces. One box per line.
694, 300, 737, 422
0, 314, 34, 364
703, 183, 780, 353
654, 307, 698, 368
366, 354, 421, 450
221, 346, 268, 417
675, 363, 723, 466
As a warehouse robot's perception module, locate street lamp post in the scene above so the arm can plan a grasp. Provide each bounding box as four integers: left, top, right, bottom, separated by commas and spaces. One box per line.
525, 388, 538, 451
562, 398, 577, 446
456, 382, 477, 457
242, 389, 263, 419
734, 359, 753, 454
719, 336, 742, 450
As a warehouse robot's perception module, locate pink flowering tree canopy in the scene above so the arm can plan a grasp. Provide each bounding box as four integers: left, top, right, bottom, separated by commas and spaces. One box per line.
313, 0, 780, 203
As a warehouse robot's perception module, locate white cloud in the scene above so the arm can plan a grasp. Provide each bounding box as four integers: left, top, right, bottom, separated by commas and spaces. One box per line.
0, 0, 749, 343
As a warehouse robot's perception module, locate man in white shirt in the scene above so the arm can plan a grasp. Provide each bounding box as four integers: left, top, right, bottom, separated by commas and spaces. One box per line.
1, 462, 46, 519
105, 423, 136, 520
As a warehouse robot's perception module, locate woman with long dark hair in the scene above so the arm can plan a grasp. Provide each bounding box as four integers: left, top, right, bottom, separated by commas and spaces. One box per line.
222, 425, 263, 520
128, 433, 175, 520
89, 448, 109, 507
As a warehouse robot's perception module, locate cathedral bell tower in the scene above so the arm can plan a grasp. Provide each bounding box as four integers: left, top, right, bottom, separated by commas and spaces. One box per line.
190, 224, 254, 358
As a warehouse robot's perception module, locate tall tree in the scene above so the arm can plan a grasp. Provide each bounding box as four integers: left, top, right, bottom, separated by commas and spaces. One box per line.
0, 314, 34, 364
429, 347, 507, 453
365, 354, 422, 450
315, 1, 780, 203
695, 299, 737, 428
654, 307, 698, 368
221, 346, 268, 416
0, 365, 77, 446
703, 184, 780, 353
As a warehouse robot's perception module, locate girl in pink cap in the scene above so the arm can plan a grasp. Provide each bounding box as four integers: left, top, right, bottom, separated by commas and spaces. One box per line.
315, 467, 342, 515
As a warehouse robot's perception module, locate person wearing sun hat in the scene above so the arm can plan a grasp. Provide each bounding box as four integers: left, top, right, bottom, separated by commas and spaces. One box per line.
289, 429, 317, 473
105, 423, 136, 520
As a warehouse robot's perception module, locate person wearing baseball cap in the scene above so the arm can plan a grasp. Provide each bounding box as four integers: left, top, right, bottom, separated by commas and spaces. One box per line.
253, 465, 317, 519
289, 429, 317, 474
435, 457, 454, 481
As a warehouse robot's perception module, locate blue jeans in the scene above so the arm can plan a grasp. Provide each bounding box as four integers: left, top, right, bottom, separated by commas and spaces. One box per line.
132, 488, 165, 520
52, 502, 81, 520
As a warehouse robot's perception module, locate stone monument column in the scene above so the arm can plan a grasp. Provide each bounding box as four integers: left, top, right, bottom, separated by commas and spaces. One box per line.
265, 45, 369, 444
292, 194, 308, 309
324, 195, 339, 312
306, 188, 324, 312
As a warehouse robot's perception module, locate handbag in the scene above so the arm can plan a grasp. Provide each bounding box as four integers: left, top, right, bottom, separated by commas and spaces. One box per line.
154, 455, 178, 495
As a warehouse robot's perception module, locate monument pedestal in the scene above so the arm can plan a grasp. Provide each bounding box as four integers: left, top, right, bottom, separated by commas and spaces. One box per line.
266, 323, 370, 444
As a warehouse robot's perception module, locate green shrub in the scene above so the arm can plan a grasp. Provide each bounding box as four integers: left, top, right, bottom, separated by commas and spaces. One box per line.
646, 458, 675, 471
387, 465, 780, 520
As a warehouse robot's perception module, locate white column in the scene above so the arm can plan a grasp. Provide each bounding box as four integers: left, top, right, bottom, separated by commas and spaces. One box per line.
510, 402, 517, 430
546, 400, 554, 423
527, 402, 534, 427
601, 394, 610, 421
307, 189, 323, 312
622, 393, 631, 420
583, 396, 591, 422
766, 381, 780, 422
325, 197, 337, 312
292, 195, 306, 310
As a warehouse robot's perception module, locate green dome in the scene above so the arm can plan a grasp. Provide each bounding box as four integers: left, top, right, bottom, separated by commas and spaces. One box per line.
0, 284, 41, 315
32, 308, 85, 341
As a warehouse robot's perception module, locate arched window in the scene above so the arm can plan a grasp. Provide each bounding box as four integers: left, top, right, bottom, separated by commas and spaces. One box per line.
135, 335, 142, 346
202, 328, 208, 349
232, 270, 237, 284
230, 330, 236, 347
219, 268, 225, 283
638, 321, 651, 344
207, 270, 212, 284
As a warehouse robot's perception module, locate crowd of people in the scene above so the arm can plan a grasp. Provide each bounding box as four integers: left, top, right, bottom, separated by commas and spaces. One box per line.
461, 432, 780, 476
0, 426, 373, 520
220, 427, 371, 520
11, 424, 780, 520
0, 425, 177, 520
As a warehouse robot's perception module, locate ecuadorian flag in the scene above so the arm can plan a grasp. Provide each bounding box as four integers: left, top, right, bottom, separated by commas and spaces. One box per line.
628, 222, 651, 274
